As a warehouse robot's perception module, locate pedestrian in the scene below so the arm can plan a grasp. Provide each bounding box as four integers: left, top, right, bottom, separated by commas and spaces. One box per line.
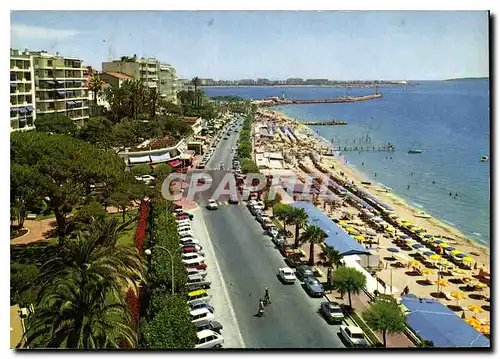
407, 184, 410, 190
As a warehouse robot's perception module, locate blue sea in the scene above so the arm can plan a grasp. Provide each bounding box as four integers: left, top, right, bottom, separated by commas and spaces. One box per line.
203, 80, 490, 247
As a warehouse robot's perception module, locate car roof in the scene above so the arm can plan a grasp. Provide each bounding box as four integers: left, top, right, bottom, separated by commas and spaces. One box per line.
188, 274, 204, 280
280, 267, 293, 272
345, 326, 364, 334
188, 289, 207, 296
190, 307, 210, 316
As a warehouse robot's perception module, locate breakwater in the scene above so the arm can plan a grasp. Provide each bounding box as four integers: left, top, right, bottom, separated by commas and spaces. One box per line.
302, 120, 347, 126
255, 93, 383, 107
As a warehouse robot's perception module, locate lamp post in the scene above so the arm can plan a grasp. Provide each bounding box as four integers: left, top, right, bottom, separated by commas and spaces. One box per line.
145, 245, 182, 295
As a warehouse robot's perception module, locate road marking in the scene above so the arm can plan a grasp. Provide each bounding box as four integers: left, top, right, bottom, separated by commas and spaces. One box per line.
189, 208, 246, 348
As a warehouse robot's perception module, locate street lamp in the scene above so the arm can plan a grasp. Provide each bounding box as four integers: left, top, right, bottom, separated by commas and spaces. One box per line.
145, 245, 182, 295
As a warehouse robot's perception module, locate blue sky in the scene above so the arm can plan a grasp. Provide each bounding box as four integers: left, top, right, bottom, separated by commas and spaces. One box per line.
10, 11, 489, 80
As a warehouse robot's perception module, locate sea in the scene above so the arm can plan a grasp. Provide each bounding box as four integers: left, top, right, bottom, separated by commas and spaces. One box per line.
203, 80, 491, 247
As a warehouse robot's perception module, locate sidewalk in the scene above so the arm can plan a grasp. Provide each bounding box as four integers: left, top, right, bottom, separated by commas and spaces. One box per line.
324, 290, 414, 347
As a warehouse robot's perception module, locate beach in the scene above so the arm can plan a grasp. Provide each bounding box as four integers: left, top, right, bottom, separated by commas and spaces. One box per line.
254, 107, 490, 326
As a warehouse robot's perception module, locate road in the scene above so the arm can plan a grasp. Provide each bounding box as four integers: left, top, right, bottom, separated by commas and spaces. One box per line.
198, 116, 345, 348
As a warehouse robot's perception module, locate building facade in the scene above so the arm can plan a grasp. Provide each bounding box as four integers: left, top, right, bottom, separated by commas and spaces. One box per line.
10, 49, 90, 131
102, 56, 178, 104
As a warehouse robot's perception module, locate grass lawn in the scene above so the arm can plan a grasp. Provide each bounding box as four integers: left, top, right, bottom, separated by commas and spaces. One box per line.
112, 210, 139, 247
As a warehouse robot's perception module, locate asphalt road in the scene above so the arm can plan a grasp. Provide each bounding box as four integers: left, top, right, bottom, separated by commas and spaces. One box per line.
199, 115, 345, 348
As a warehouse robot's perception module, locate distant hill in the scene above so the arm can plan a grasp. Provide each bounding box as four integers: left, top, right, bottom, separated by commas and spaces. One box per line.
445, 77, 489, 81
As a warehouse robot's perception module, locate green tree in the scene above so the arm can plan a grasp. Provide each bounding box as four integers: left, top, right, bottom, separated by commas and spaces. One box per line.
320, 246, 344, 290
88, 74, 104, 112
264, 192, 282, 216
147, 87, 161, 119
331, 267, 367, 308
273, 203, 294, 234
362, 300, 407, 347
11, 262, 40, 307
73, 201, 108, 227
240, 158, 259, 174
35, 114, 77, 135
290, 207, 309, 248
23, 274, 137, 348
153, 163, 173, 181
76, 116, 115, 151
111, 118, 140, 151
11, 131, 125, 244
110, 177, 149, 222
10, 164, 41, 229
191, 77, 202, 107
299, 225, 326, 266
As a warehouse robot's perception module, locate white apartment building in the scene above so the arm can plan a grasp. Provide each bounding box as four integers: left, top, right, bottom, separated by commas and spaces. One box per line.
10, 49, 90, 131
102, 56, 178, 104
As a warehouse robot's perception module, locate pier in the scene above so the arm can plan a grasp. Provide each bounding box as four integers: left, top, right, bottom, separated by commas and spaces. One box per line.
303, 120, 347, 126
330, 144, 396, 152
255, 93, 383, 107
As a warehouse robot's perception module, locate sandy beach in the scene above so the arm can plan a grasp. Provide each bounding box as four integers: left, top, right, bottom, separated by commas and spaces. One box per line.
254, 107, 491, 327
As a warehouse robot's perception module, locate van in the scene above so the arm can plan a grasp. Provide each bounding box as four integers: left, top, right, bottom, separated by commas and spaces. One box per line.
187, 289, 211, 303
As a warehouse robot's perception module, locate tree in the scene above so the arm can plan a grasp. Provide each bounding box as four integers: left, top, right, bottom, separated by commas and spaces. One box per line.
35, 114, 77, 135
331, 267, 367, 308
191, 77, 202, 107
290, 207, 309, 248
264, 192, 282, 216
153, 163, 173, 181
76, 116, 115, 151
23, 274, 137, 348
10, 164, 41, 229
362, 300, 407, 347
131, 164, 152, 177
88, 74, 104, 112
11, 131, 126, 245
240, 158, 259, 174
73, 201, 108, 227
320, 246, 344, 290
147, 87, 161, 119
299, 225, 326, 266
274, 203, 294, 235
110, 177, 150, 222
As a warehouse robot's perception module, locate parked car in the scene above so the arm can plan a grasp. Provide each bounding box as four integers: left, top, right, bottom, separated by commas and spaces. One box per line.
339, 325, 369, 347
304, 276, 325, 297
257, 213, 270, 224
267, 226, 279, 238
320, 301, 345, 323
182, 243, 204, 252
206, 199, 219, 210
178, 224, 192, 232
179, 236, 200, 245
195, 329, 224, 349
194, 320, 223, 335
285, 254, 308, 268
178, 229, 195, 238
189, 299, 215, 313
182, 254, 206, 266
187, 289, 211, 304
186, 267, 208, 278
187, 274, 212, 290
190, 308, 215, 323
261, 218, 274, 230
296, 265, 315, 280
176, 219, 191, 226
278, 267, 296, 283
182, 246, 205, 256
183, 252, 205, 260
278, 243, 303, 257
176, 212, 194, 220
272, 235, 286, 247
228, 196, 239, 204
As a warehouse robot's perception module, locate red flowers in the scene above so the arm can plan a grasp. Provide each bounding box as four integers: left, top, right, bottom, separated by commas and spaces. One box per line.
135, 200, 149, 254
125, 288, 140, 325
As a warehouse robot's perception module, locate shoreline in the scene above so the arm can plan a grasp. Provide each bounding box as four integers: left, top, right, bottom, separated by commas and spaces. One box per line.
260, 107, 490, 261
201, 84, 404, 88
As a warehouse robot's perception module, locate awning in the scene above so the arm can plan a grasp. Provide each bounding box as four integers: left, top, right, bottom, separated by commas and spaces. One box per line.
168, 160, 182, 167
67, 101, 75, 105
56, 80, 65, 84
178, 153, 192, 160
47, 81, 55, 85
56, 90, 66, 95
18, 108, 28, 114
129, 155, 151, 164
74, 100, 82, 104
26, 105, 33, 111
150, 152, 171, 163
10, 108, 19, 113
10, 83, 17, 87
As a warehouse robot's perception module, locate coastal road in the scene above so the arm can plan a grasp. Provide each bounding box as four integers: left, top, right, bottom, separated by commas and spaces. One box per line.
198, 115, 345, 348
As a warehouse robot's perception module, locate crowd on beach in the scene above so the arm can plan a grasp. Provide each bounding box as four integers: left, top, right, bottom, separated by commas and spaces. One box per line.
252, 107, 490, 336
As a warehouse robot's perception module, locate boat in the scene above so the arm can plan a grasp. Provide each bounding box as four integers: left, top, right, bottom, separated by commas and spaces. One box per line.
481, 156, 489, 162
408, 149, 423, 154
414, 211, 431, 218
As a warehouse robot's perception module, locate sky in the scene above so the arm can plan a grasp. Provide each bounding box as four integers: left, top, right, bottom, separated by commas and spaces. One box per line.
10, 10, 489, 80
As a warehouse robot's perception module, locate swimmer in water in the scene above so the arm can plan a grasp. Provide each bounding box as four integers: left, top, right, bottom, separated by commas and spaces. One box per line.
407, 184, 410, 190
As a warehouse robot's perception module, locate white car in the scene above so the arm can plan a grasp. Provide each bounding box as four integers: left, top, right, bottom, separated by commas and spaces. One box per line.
187, 267, 208, 278
178, 229, 195, 238
179, 237, 199, 245
339, 325, 369, 347
176, 219, 191, 225
206, 199, 219, 210
278, 267, 296, 283
183, 255, 206, 266
177, 224, 192, 232
190, 308, 215, 324
268, 226, 279, 238
183, 252, 206, 260
195, 329, 224, 349
134, 174, 155, 185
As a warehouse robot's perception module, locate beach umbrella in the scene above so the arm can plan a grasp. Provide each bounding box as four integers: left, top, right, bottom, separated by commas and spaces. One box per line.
477, 325, 490, 335
468, 305, 485, 314
444, 246, 455, 251
346, 227, 357, 233
339, 220, 348, 225
385, 226, 396, 233
365, 229, 377, 236
412, 243, 424, 249
372, 217, 383, 222
451, 249, 463, 256
438, 242, 450, 248
470, 281, 487, 289
407, 224, 417, 229
455, 253, 468, 259
429, 254, 441, 261
341, 224, 350, 229
424, 234, 434, 238
420, 268, 435, 281
389, 214, 399, 219
393, 253, 409, 261
409, 259, 422, 268
462, 257, 475, 263
354, 235, 365, 242
415, 229, 426, 233
436, 279, 450, 287
433, 239, 444, 244
465, 317, 481, 327
387, 247, 400, 253
451, 291, 467, 306
398, 233, 409, 239
365, 213, 375, 218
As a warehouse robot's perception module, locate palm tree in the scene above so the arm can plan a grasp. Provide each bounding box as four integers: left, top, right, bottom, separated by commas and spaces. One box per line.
320, 246, 344, 290
36, 218, 146, 293
88, 74, 104, 114
300, 225, 326, 266
23, 273, 137, 348
331, 267, 366, 309
291, 208, 309, 248
147, 87, 161, 119
191, 77, 202, 107
264, 192, 282, 217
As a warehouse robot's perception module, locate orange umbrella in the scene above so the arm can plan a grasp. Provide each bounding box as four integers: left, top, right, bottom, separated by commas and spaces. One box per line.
450, 291, 466, 306
468, 305, 485, 313
437, 279, 450, 287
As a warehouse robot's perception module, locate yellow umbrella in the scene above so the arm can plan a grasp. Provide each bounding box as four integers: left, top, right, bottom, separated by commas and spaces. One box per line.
477, 325, 490, 335
451, 291, 466, 299
385, 226, 395, 233
339, 221, 348, 225
436, 279, 450, 287
462, 257, 475, 263
451, 249, 463, 256
471, 281, 487, 289
465, 317, 481, 327
346, 227, 357, 233
409, 259, 422, 268
438, 242, 450, 248
429, 254, 441, 261
354, 235, 365, 242
420, 268, 435, 281
468, 305, 485, 313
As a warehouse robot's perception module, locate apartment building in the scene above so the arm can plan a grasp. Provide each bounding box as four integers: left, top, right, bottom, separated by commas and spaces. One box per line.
10, 49, 35, 131
10, 49, 90, 131
102, 56, 178, 103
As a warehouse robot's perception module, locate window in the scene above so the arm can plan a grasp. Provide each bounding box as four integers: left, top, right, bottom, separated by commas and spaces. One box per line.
47, 60, 53, 66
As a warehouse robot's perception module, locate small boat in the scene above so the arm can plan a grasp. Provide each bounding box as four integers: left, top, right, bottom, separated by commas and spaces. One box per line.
408, 149, 423, 154
414, 211, 431, 218
481, 156, 489, 162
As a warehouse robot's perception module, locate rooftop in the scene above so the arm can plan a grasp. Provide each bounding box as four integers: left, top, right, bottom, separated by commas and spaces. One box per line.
103, 71, 134, 80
